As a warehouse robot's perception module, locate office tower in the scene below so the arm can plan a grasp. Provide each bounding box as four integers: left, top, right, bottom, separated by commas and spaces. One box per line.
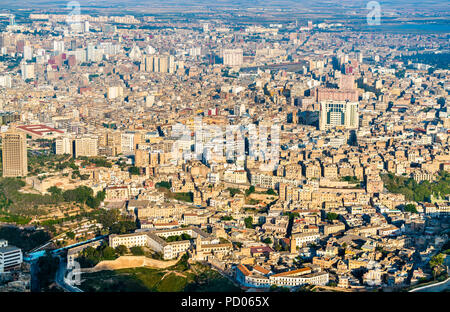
358, 52, 363, 63
74, 136, 98, 158
0, 34, 6, 49
319, 101, 359, 130
223, 49, 243, 66
83, 21, 90, 32
2, 131, 28, 177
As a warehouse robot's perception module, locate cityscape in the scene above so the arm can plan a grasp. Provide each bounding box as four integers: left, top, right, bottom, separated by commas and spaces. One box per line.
0, 0, 449, 297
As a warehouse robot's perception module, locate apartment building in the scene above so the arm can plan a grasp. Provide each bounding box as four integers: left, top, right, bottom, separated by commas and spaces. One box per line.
0, 241, 23, 273
1, 130, 28, 177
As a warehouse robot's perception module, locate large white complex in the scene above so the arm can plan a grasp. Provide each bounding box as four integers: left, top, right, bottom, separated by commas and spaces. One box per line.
319, 100, 359, 130
109, 227, 231, 260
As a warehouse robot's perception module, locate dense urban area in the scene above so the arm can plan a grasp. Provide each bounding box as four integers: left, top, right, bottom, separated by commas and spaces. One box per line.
0, 1, 449, 293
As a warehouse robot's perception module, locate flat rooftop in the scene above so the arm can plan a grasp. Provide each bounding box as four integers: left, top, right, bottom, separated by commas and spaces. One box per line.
17, 124, 64, 137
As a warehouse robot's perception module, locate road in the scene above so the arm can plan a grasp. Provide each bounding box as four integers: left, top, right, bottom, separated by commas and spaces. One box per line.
410, 276, 450, 292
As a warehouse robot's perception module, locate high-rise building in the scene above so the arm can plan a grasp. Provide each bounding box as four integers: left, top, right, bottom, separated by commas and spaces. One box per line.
83, 21, 90, 33
2, 130, 28, 177
86, 43, 95, 62
74, 136, 98, 158
0, 75, 12, 88
144, 55, 154, 72
158, 55, 169, 73
121, 132, 135, 153
319, 101, 359, 130
107, 86, 124, 99
135, 149, 150, 167
339, 75, 356, 90
23, 45, 33, 61
53, 40, 65, 54
223, 49, 243, 66
55, 137, 73, 155
21, 63, 35, 80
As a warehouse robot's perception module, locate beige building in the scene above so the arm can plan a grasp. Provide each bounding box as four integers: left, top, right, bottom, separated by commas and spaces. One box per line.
2, 131, 28, 177
74, 136, 98, 158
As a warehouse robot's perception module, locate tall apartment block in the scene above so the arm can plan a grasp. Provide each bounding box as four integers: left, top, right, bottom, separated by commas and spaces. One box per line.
2, 131, 28, 177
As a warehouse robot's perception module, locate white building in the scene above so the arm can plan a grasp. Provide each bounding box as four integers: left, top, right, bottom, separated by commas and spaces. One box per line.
223, 49, 243, 67
121, 132, 135, 153
53, 40, 65, 54
21, 63, 35, 80
319, 101, 359, 130
0, 241, 23, 273
55, 136, 73, 155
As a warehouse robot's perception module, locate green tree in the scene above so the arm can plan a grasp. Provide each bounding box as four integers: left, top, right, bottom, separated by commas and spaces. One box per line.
47, 186, 62, 197
245, 186, 255, 196
128, 166, 140, 175
101, 246, 117, 260
227, 188, 241, 197
429, 253, 445, 279
115, 245, 128, 256
404, 204, 418, 213
326, 212, 339, 221
244, 216, 253, 229
130, 246, 145, 256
